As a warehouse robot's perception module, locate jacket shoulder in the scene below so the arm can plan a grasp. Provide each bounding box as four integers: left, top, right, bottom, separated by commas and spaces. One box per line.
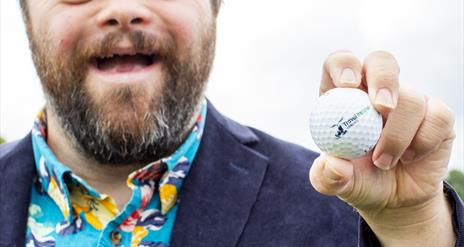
0, 133, 36, 245
1, 140, 22, 158
0, 133, 34, 172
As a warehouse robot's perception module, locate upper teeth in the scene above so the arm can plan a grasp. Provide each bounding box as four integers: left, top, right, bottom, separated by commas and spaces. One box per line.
99, 51, 140, 59
101, 54, 115, 59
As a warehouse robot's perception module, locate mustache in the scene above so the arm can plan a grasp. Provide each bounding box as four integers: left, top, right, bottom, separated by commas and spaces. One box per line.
75, 30, 174, 61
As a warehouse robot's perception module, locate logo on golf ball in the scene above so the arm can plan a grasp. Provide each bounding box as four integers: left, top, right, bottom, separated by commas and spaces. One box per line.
310, 88, 383, 159
330, 106, 371, 139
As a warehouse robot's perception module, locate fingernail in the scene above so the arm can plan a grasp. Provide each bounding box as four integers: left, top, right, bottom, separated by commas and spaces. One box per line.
400, 149, 416, 163
374, 153, 394, 170
340, 68, 357, 85
375, 88, 395, 109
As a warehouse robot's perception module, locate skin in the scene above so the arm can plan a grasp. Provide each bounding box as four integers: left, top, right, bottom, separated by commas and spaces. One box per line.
24, 1, 455, 246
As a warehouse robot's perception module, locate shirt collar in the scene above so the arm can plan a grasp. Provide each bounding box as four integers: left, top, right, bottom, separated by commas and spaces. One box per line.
31, 100, 207, 221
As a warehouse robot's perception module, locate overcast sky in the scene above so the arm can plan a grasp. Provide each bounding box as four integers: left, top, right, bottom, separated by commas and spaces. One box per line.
1, 0, 463, 171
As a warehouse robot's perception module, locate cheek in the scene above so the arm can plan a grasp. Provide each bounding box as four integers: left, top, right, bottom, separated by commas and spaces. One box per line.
158, 5, 210, 50
40, 12, 85, 53
169, 17, 198, 44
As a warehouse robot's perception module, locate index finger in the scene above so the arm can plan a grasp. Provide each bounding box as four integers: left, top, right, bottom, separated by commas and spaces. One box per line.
363, 51, 400, 115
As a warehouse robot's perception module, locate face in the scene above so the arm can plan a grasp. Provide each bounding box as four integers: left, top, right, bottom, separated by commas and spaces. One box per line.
25, 0, 216, 165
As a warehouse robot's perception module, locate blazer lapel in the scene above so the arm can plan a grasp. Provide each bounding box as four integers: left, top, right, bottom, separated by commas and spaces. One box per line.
170, 103, 269, 247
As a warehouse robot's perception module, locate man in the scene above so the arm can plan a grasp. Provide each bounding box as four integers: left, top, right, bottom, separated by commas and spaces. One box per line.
0, 0, 462, 246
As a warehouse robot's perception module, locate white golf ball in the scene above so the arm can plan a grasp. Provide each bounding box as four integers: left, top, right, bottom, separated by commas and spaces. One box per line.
310, 88, 383, 159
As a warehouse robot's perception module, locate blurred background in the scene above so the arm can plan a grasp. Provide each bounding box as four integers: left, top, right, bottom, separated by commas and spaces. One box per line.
1, 0, 463, 177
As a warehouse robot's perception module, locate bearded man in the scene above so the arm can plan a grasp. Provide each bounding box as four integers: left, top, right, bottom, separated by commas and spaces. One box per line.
0, 0, 462, 246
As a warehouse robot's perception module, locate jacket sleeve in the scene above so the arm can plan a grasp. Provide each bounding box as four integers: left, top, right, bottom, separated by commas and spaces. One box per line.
358, 182, 464, 247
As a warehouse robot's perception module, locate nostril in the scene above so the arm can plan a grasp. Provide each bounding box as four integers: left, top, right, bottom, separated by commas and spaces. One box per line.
130, 17, 143, 25
107, 19, 119, 26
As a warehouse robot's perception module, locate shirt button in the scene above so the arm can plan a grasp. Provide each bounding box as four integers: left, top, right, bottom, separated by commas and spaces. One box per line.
110, 230, 122, 245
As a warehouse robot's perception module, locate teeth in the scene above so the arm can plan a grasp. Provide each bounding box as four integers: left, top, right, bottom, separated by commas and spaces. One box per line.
98, 54, 114, 59
94, 46, 156, 60
97, 53, 155, 60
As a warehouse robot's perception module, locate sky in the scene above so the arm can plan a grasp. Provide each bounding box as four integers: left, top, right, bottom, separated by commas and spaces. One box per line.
1, 0, 463, 171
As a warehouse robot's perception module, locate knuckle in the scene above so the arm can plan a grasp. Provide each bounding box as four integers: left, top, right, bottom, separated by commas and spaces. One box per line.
413, 130, 439, 152
426, 97, 455, 132
409, 97, 455, 154
397, 87, 426, 114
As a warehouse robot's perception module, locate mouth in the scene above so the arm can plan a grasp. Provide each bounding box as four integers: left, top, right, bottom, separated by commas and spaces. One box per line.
90, 49, 159, 74
88, 48, 162, 85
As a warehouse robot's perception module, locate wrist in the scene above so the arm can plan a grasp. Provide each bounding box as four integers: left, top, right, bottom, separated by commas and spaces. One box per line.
360, 188, 456, 247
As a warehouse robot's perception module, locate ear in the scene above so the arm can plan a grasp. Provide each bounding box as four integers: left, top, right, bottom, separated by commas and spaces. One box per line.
212, 0, 223, 16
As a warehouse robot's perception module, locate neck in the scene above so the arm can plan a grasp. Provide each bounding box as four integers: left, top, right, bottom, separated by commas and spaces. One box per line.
45, 101, 203, 210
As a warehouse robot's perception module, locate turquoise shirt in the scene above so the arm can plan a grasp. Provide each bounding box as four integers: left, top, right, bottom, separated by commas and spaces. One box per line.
26, 101, 207, 247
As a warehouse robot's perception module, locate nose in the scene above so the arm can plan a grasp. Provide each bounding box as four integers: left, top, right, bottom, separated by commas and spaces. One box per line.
97, 1, 152, 29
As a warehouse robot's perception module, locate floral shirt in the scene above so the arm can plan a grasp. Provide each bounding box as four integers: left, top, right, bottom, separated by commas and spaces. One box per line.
26, 101, 207, 247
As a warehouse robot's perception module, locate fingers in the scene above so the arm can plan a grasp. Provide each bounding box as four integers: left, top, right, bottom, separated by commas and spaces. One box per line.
363, 51, 400, 114
320, 50, 453, 171
321, 50, 362, 95
373, 87, 426, 170
309, 155, 354, 196
400, 97, 455, 164
321, 50, 400, 116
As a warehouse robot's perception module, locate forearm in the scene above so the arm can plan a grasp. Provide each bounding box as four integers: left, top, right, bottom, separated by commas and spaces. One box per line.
360, 191, 456, 247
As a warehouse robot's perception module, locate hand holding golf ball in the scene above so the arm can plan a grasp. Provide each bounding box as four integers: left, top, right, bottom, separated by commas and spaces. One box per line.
308, 51, 456, 246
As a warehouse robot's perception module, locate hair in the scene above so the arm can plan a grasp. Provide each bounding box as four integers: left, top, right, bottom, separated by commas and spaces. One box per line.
211, 0, 223, 15
19, 0, 222, 21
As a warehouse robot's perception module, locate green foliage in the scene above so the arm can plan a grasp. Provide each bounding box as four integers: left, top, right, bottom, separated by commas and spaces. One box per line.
447, 169, 464, 199
0, 136, 5, 144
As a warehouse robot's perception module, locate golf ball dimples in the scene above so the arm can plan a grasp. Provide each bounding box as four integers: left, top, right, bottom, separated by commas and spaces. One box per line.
310, 88, 383, 159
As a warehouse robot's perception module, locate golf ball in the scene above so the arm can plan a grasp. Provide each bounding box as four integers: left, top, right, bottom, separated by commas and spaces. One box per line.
309, 88, 383, 159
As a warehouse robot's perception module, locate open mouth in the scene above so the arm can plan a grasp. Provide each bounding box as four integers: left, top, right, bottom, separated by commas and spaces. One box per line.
91, 52, 159, 73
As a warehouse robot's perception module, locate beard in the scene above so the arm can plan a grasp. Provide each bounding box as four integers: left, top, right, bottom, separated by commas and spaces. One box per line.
29, 26, 216, 166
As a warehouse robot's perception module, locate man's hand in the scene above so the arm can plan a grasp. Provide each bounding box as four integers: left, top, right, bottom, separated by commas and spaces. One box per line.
309, 50, 456, 247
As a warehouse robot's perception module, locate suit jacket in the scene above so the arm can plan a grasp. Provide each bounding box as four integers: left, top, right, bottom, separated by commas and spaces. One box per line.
1, 103, 463, 247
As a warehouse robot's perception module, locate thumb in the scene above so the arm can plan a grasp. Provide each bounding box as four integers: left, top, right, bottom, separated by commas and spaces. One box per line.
309, 155, 354, 196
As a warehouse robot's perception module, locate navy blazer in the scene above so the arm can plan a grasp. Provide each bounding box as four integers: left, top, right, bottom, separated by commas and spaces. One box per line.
1, 103, 463, 247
